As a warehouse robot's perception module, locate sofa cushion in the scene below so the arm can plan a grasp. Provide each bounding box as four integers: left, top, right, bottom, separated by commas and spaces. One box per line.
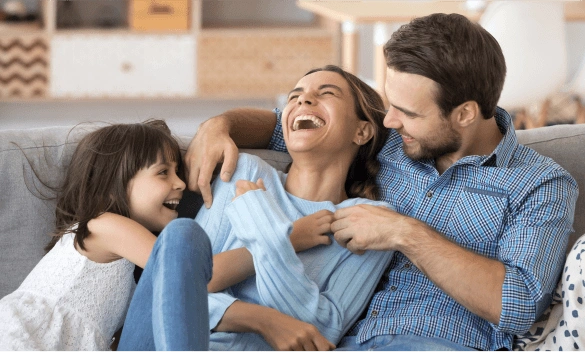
0, 125, 91, 299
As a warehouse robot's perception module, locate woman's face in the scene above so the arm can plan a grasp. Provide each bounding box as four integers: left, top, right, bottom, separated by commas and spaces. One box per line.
282, 71, 363, 155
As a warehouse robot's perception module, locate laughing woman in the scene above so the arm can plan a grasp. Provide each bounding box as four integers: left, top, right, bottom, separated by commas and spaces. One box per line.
199, 65, 394, 350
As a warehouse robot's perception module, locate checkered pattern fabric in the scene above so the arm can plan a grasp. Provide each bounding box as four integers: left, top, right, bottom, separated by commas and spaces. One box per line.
268, 107, 578, 350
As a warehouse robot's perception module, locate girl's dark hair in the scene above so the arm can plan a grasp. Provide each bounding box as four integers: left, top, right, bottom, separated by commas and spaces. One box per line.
384, 13, 506, 119
304, 65, 388, 200
45, 119, 182, 251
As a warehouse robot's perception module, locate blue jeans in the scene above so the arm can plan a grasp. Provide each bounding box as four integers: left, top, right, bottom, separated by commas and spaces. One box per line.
336, 334, 476, 351
118, 218, 212, 351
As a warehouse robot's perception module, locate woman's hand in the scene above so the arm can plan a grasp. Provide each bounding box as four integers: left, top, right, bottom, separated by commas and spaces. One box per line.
233, 178, 266, 199
258, 309, 335, 351
290, 210, 334, 252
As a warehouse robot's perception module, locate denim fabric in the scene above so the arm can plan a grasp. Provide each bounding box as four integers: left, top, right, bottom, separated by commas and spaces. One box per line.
336, 334, 476, 351
118, 218, 212, 351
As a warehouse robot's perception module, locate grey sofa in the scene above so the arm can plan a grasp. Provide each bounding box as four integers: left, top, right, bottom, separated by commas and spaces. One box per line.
1, 123, 584, 305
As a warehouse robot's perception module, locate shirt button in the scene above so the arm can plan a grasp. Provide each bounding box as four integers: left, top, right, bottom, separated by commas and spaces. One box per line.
371, 310, 378, 317
403, 263, 411, 269
426, 191, 433, 198
390, 285, 397, 291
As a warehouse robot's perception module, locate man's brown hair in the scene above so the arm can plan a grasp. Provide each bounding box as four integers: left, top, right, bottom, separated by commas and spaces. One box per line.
384, 13, 506, 119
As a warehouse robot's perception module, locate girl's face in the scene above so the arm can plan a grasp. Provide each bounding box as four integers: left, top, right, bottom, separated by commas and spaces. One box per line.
282, 71, 365, 155
126, 158, 185, 232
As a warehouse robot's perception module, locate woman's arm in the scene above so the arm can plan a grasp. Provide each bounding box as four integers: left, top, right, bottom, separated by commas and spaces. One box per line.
225, 189, 394, 343
208, 209, 334, 292
215, 300, 335, 351
208, 248, 254, 292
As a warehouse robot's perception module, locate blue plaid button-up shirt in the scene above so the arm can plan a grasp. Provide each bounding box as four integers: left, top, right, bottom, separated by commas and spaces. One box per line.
268, 107, 578, 350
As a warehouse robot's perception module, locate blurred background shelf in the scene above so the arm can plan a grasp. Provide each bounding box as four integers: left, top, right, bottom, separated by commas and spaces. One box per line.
0, 0, 339, 101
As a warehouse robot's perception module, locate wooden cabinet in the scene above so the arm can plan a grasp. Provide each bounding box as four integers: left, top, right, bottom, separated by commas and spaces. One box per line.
51, 34, 195, 97
0, 0, 339, 101
198, 28, 335, 98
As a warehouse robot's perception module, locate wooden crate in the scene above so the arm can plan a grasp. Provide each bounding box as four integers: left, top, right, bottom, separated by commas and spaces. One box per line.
129, 0, 190, 31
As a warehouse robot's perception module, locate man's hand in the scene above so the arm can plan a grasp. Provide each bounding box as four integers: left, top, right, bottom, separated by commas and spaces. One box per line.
331, 204, 415, 254
332, 204, 506, 324
234, 178, 266, 199
290, 210, 334, 252
184, 116, 239, 208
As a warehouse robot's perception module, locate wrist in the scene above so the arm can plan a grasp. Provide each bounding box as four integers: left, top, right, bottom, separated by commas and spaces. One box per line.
394, 217, 432, 253
200, 114, 232, 137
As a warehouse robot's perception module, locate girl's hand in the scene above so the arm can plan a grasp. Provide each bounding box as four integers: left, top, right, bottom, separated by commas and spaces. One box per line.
233, 178, 266, 200
290, 210, 334, 252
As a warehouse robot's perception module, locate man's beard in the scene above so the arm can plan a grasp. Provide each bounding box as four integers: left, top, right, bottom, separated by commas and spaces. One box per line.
401, 123, 462, 161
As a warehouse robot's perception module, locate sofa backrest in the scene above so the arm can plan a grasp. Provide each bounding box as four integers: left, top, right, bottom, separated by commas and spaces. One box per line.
516, 124, 584, 248
0, 123, 583, 299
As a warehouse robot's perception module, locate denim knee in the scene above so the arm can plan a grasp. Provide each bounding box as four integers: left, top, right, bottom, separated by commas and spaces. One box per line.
158, 218, 212, 280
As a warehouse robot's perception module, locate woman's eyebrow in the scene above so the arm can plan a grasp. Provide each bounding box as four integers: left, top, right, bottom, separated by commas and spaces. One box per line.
288, 84, 343, 97
288, 87, 304, 96
318, 84, 343, 93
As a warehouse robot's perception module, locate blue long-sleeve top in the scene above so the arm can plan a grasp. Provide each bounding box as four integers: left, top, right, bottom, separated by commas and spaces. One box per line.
194, 153, 394, 350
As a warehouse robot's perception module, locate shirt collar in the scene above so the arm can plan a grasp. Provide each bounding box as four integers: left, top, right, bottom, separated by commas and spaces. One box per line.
482, 106, 518, 168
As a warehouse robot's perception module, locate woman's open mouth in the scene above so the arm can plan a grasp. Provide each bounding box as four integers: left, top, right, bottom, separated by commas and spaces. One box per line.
292, 115, 325, 131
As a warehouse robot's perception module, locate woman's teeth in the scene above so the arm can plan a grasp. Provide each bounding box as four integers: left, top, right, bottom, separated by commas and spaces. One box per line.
292, 115, 325, 131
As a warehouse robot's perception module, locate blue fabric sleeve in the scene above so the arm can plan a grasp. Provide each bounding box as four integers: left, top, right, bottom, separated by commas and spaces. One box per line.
496, 168, 578, 333
224, 189, 394, 343
267, 108, 288, 153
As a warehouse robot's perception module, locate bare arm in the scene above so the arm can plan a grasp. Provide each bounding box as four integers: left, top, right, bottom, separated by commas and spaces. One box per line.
215, 301, 335, 351
332, 204, 504, 324
84, 212, 157, 268
184, 108, 277, 207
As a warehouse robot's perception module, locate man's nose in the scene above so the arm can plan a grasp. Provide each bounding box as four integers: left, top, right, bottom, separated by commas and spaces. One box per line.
383, 107, 401, 129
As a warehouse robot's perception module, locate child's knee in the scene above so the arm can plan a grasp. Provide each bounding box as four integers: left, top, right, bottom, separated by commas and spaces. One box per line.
158, 218, 212, 264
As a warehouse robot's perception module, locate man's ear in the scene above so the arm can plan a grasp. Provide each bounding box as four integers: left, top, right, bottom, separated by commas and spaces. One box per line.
453, 101, 480, 128
354, 121, 374, 145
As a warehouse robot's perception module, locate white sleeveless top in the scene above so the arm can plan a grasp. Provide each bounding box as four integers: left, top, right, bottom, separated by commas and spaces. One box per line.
0, 232, 136, 350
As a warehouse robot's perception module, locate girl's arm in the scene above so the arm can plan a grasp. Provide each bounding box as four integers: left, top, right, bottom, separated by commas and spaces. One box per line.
225, 189, 394, 344
84, 212, 156, 268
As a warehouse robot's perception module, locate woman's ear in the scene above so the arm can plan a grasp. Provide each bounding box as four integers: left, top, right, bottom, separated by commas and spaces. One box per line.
354, 121, 374, 145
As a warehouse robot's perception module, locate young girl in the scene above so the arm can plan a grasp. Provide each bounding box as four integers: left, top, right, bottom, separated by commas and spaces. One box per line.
0, 120, 212, 350
119, 65, 396, 350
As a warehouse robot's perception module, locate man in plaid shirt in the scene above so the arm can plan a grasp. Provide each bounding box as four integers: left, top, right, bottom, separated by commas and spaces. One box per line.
185, 13, 578, 351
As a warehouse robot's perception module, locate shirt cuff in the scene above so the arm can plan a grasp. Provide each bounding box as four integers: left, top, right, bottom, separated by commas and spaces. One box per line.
495, 264, 539, 334
208, 292, 238, 330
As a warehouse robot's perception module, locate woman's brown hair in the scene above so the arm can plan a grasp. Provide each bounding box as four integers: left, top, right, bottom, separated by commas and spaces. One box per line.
46, 119, 182, 251
304, 65, 388, 201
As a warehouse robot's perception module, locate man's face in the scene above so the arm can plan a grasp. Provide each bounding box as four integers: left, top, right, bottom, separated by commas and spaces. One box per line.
383, 67, 461, 161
